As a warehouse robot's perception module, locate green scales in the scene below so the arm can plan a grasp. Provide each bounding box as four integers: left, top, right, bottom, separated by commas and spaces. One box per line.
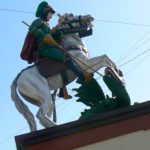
73, 68, 131, 119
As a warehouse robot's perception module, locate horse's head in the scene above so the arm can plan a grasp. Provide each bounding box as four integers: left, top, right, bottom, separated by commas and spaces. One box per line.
54, 13, 94, 51
58, 13, 94, 28
56, 13, 94, 33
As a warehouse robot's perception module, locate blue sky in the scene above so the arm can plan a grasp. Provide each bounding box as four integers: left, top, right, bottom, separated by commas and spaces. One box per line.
1, 0, 150, 149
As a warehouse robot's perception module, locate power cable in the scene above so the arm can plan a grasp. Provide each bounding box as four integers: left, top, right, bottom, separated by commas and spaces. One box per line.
124, 53, 150, 76
1, 8, 150, 27
95, 19, 150, 27
0, 8, 34, 14
57, 99, 75, 114
118, 37, 150, 64
0, 126, 27, 145
117, 31, 150, 63
119, 48, 150, 67
67, 112, 81, 122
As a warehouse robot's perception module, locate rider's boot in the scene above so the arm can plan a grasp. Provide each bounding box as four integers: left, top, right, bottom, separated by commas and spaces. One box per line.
58, 86, 72, 99
83, 71, 93, 82
65, 58, 92, 82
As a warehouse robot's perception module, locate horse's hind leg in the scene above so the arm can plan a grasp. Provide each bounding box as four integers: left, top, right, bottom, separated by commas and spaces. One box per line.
36, 90, 56, 128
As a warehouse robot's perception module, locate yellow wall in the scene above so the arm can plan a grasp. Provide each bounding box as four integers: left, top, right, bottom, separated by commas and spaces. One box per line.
75, 129, 150, 150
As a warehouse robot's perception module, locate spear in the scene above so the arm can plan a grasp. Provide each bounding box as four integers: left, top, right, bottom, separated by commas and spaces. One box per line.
22, 20, 103, 77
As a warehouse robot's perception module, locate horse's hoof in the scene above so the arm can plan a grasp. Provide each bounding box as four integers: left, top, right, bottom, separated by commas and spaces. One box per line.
39, 120, 57, 128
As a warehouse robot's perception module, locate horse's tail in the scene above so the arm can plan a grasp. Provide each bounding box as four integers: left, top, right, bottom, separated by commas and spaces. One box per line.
11, 72, 37, 132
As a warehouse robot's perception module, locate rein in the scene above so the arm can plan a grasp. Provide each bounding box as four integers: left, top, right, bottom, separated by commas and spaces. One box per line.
60, 26, 88, 35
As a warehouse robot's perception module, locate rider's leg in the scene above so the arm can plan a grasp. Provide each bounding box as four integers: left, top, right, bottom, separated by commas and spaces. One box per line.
65, 57, 92, 82
68, 50, 97, 74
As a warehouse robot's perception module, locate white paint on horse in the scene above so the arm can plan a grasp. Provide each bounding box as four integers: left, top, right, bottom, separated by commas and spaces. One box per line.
58, 13, 117, 73
11, 13, 118, 132
69, 51, 116, 73
11, 52, 116, 132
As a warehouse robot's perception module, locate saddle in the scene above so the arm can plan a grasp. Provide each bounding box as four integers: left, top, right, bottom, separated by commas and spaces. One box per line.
36, 58, 67, 78
36, 58, 72, 99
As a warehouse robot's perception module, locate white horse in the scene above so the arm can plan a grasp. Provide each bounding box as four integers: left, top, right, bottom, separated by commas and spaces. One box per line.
11, 13, 118, 132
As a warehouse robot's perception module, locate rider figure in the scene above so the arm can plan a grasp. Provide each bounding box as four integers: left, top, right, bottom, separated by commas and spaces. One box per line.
29, 1, 91, 82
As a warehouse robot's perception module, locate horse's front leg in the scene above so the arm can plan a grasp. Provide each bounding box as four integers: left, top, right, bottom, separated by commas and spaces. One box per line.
69, 52, 116, 73
103, 55, 124, 77
102, 54, 117, 68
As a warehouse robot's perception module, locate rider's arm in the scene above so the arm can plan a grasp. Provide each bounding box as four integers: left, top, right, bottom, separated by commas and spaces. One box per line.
43, 34, 64, 50
51, 27, 62, 44
29, 19, 65, 52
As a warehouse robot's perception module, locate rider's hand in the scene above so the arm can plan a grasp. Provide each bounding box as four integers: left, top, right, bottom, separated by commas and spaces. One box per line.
52, 24, 60, 33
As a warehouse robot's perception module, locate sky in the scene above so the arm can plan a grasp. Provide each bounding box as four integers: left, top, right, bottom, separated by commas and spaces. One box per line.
1, 0, 150, 149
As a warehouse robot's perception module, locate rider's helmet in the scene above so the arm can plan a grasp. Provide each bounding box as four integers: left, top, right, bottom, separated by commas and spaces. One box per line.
36, 1, 55, 20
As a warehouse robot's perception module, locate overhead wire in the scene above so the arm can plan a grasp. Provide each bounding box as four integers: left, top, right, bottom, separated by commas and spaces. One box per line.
0, 8, 34, 14
1, 8, 150, 27
119, 48, 150, 67
117, 31, 150, 63
0, 126, 27, 145
124, 53, 150, 76
95, 19, 150, 27
118, 37, 150, 65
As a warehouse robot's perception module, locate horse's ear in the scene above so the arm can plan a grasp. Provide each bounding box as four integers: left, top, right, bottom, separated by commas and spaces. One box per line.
57, 13, 61, 18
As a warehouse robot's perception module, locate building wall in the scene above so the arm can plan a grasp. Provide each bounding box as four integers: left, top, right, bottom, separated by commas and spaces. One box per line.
76, 129, 150, 150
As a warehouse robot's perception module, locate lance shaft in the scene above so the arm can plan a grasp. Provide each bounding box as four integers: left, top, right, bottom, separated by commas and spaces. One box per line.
22, 20, 103, 77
